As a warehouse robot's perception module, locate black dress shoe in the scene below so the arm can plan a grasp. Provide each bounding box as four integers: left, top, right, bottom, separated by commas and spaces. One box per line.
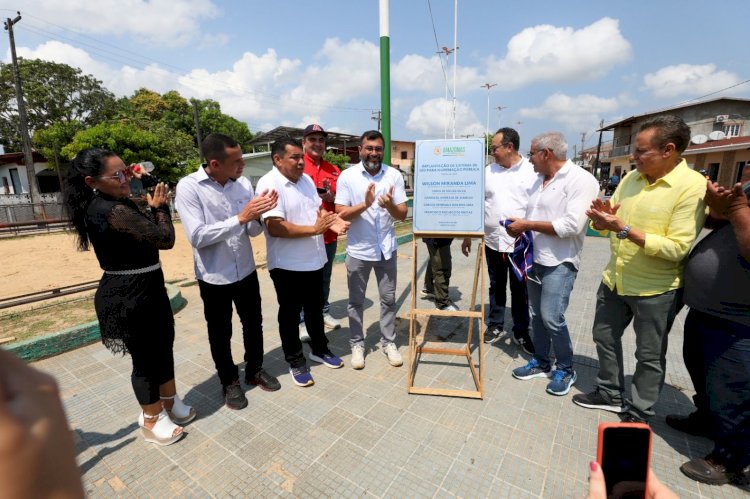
680, 457, 731, 485
665, 412, 711, 438
245, 368, 281, 392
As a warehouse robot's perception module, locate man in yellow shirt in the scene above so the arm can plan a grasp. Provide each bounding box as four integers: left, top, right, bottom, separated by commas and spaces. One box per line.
572, 115, 706, 423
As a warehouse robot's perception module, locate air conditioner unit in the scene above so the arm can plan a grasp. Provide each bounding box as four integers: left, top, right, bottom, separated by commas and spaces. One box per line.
715, 115, 729, 123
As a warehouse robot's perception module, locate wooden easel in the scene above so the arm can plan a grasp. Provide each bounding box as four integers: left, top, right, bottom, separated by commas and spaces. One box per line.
407, 231, 485, 399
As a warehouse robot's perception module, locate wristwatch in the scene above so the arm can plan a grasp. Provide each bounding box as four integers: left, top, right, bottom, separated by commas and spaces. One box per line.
616, 225, 631, 240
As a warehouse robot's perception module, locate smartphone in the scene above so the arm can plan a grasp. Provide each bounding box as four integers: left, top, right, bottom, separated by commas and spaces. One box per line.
596, 422, 652, 498
316, 187, 328, 194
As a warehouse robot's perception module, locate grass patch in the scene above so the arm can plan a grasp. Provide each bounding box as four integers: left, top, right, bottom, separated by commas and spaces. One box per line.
0, 295, 98, 343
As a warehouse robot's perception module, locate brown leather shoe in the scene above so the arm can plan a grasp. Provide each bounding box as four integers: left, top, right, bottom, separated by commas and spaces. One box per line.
680, 457, 731, 485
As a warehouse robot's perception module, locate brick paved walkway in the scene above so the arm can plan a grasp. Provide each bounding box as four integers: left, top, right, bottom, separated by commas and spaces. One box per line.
35, 235, 747, 497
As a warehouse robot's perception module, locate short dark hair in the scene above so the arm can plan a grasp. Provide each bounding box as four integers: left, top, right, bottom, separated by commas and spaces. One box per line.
271, 136, 302, 160
360, 130, 384, 144
202, 133, 239, 163
638, 115, 691, 154
495, 127, 520, 151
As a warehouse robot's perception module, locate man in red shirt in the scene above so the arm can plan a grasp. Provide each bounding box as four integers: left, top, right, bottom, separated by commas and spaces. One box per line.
299, 124, 343, 341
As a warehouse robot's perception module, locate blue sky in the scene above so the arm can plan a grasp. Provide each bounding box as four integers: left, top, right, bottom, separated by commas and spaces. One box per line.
1, 0, 748, 155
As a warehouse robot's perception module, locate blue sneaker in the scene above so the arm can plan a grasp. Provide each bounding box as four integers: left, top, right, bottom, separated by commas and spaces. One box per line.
309, 351, 344, 369
289, 366, 314, 387
546, 369, 577, 396
511, 358, 551, 380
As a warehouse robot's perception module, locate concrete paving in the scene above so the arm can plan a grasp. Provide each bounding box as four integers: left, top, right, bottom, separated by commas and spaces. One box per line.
35, 235, 747, 498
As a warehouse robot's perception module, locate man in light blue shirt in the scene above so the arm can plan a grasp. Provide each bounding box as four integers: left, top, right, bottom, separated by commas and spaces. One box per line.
175, 133, 279, 410
336, 130, 408, 370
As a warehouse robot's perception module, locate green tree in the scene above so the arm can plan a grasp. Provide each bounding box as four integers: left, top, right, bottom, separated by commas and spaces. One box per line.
0, 58, 116, 152
61, 121, 199, 182
323, 151, 351, 170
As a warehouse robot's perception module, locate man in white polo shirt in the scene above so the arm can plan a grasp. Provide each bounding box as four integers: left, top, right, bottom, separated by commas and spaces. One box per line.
336, 130, 408, 370
507, 131, 599, 396
256, 137, 349, 387
462, 127, 537, 353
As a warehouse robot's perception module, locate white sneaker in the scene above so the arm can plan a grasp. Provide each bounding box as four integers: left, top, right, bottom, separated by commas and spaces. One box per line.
438, 302, 460, 312
323, 313, 341, 330
351, 345, 365, 370
299, 323, 311, 343
383, 343, 403, 367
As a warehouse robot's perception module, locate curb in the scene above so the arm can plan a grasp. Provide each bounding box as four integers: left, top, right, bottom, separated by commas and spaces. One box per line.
6, 283, 186, 362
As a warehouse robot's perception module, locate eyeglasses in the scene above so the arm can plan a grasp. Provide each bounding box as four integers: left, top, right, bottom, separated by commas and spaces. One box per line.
99, 170, 131, 183
490, 144, 507, 152
362, 146, 384, 153
527, 148, 546, 158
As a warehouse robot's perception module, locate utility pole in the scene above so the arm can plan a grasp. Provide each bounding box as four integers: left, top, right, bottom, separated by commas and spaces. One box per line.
451, 0, 458, 139
496, 105, 507, 127
378, 0, 391, 164
371, 110, 382, 131
580, 132, 587, 166
436, 46, 456, 139
480, 83, 497, 140
191, 99, 204, 163
594, 119, 604, 179
5, 11, 42, 217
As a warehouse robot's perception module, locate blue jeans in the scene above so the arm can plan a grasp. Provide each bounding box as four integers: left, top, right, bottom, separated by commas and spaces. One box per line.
527, 262, 577, 372
300, 241, 338, 323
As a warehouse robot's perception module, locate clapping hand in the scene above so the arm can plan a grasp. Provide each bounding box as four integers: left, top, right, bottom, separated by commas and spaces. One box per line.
377, 185, 395, 208
314, 208, 338, 234
586, 198, 622, 231
239, 189, 279, 224
147, 182, 170, 208
364, 183, 376, 208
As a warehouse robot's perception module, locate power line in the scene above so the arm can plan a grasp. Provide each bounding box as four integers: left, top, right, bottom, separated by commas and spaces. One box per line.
11, 13, 377, 116
426, 0, 454, 100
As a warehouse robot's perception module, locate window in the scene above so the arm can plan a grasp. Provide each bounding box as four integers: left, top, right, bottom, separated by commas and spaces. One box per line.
707, 163, 719, 182
9, 168, 21, 194
400, 151, 408, 160
724, 123, 741, 137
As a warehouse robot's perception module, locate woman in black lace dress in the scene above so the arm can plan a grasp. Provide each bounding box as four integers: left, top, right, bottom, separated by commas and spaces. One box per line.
63, 148, 195, 446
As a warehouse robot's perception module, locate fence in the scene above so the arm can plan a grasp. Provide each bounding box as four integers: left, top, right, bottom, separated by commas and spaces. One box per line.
0, 193, 66, 225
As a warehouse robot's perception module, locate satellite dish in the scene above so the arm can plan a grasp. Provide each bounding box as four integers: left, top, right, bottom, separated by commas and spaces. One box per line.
708, 131, 726, 141
691, 134, 708, 144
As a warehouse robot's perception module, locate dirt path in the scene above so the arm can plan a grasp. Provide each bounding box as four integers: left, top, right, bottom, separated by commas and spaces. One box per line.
1, 222, 268, 298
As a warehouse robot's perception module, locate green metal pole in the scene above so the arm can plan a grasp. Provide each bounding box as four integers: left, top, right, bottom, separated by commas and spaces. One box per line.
379, 0, 391, 165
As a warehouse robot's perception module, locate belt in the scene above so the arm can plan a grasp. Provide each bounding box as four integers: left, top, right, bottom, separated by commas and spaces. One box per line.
104, 262, 161, 275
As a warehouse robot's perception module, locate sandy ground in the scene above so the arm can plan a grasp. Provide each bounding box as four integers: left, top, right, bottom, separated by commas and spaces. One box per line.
2, 222, 268, 298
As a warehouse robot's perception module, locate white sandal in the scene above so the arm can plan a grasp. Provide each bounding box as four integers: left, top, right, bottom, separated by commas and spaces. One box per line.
160, 394, 196, 425
138, 409, 184, 446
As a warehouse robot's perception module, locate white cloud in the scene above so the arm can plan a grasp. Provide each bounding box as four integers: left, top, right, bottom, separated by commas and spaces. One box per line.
16, 41, 177, 95
486, 17, 632, 89
406, 98, 484, 138
643, 64, 741, 98
520, 93, 621, 132
284, 38, 380, 115
21, 0, 221, 47
392, 54, 482, 94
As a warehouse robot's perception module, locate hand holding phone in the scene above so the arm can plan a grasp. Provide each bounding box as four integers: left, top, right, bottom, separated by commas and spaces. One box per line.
596, 422, 652, 498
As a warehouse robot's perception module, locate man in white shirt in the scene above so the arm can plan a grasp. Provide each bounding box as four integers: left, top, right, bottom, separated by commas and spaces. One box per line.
462, 127, 537, 353
175, 133, 279, 410
256, 137, 349, 387
336, 130, 408, 370
506, 132, 600, 396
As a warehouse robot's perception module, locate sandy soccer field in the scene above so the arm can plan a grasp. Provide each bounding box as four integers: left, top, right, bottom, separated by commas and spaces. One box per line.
1, 222, 268, 299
